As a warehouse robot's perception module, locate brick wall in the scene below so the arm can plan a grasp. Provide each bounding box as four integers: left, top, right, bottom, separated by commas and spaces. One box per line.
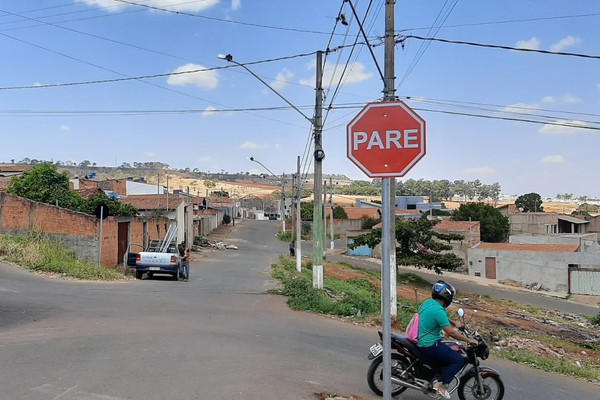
0, 192, 170, 267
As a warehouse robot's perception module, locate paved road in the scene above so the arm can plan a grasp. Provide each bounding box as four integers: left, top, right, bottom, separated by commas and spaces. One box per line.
0, 219, 598, 400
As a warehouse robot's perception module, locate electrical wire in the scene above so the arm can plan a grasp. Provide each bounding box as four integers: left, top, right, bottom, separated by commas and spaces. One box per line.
398, 0, 459, 88
114, 0, 332, 36
399, 35, 600, 60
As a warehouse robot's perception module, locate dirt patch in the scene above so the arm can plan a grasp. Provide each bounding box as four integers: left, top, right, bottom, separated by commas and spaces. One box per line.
322, 264, 600, 374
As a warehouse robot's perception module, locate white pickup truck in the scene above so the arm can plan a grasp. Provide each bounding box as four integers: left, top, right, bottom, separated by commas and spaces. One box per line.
128, 241, 181, 280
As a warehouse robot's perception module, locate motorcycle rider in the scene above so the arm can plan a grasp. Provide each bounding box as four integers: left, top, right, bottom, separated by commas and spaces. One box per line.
417, 280, 478, 399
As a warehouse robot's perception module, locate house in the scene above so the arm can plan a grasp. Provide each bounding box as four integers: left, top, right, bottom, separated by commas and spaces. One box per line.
509, 212, 589, 235
71, 177, 163, 196
120, 194, 193, 244
433, 219, 481, 270
355, 195, 442, 214
468, 233, 600, 295
0, 164, 31, 191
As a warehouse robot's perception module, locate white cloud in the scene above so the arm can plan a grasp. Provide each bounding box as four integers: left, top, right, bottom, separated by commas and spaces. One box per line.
597, 83, 600, 92
60, 125, 70, 131
539, 120, 589, 135
198, 156, 212, 163
541, 96, 556, 104
231, 0, 241, 11
463, 166, 496, 176
202, 107, 218, 117
550, 35, 580, 52
516, 37, 540, 50
81, 0, 219, 12
501, 102, 540, 114
33, 82, 43, 87
167, 64, 219, 89
299, 61, 373, 87
561, 93, 580, 104
144, 151, 157, 157
274, 143, 282, 149
270, 69, 294, 91
240, 141, 259, 149
541, 155, 567, 164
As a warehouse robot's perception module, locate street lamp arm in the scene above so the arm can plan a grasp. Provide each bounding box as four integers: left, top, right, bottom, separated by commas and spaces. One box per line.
249, 157, 279, 180
217, 54, 314, 125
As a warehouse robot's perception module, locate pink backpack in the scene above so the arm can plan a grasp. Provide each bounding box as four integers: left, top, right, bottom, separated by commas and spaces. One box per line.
405, 312, 420, 343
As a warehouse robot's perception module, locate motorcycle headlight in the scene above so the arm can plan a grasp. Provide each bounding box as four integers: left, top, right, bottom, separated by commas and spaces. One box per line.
476, 343, 489, 360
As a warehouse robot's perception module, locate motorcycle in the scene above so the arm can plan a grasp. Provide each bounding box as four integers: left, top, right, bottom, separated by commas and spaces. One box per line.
366, 308, 504, 399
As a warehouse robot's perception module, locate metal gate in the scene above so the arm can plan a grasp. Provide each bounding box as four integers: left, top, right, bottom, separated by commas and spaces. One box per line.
569, 268, 600, 295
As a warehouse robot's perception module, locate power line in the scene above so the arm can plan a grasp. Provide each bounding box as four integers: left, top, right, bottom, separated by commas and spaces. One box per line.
114, 0, 332, 35
0, 51, 318, 91
399, 35, 600, 60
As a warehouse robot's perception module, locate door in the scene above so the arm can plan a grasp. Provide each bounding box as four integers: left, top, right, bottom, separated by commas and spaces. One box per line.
485, 257, 497, 279
117, 222, 129, 265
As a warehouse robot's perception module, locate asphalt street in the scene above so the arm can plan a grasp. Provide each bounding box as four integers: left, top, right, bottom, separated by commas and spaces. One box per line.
0, 219, 598, 400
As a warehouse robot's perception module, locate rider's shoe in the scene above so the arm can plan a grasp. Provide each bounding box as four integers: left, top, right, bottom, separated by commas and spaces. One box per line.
432, 381, 451, 399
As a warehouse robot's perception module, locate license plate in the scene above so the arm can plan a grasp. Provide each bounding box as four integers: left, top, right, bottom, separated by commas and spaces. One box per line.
149, 267, 161, 271
370, 342, 383, 357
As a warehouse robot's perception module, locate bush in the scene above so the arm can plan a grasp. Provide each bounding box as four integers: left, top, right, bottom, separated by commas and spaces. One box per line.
222, 214, 232, 225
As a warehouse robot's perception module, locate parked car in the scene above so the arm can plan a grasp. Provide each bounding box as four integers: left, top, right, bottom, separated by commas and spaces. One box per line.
128, 241, 180, 280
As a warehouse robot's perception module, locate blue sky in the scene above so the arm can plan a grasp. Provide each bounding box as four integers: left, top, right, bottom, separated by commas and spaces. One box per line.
1, 1, 599, 198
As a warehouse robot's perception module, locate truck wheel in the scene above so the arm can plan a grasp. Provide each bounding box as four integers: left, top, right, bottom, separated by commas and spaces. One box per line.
135, 271, 144, 280
148, 273, 154, 278
172, 270, 179, 281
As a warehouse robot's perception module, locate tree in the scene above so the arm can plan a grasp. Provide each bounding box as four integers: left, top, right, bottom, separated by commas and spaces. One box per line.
7, 162, 82, 210
7, 163, 138, 217
332, 205, 348, 219
515, 192, 544, 212
350, 219, 465, 272
79, 194, 138, 217
452, 203, 509, 242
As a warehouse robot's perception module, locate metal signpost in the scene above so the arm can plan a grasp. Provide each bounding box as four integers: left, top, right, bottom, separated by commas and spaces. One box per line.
347, 101, 426, 399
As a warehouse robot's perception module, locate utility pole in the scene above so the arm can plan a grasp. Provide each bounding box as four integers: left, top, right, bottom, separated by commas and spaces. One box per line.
281, 173, 286, 232
295, 156, 302, 272
382, 2, 397, 399
312, 50, 324, 289
330, 177, 334, 250
323, 179, 327, 257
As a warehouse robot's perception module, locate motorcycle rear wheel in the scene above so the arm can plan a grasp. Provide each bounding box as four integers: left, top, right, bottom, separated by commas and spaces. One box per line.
366, 353, 410, 397
458, 374, 504, 400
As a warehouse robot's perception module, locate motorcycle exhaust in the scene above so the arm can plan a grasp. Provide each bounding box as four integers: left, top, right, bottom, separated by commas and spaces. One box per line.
390, 376, 425, 391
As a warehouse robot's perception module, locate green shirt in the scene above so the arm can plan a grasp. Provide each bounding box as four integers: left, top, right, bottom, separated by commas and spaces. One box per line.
417, 299, 450, 347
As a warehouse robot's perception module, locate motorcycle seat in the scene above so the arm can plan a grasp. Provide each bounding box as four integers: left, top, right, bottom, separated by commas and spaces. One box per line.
391, 332, 429, 361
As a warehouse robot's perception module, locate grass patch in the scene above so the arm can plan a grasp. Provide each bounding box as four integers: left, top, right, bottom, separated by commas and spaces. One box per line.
0, 233, 125, 281
272, 256, 380, 318
496, 348, 600, 382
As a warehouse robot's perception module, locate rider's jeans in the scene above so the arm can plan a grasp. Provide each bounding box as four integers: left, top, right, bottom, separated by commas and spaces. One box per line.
418, 340, 465, 385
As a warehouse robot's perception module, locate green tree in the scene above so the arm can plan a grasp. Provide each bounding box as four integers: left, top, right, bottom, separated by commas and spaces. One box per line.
301, 201, 314, 220
332, 205, 348, 219
452, 203, 509, 242
79, 194, 138, 217
515, 192, 544, 212
350, 219, 464, 272
7, 162, 82, 209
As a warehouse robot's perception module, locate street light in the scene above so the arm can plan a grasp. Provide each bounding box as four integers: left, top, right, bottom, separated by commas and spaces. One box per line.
218, 52, 325, 289
250, 156, 286, 232
217, 54, 313, 124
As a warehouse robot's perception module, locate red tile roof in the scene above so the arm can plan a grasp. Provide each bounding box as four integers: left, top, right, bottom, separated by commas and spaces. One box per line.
121, 194, 185, 210
475, 242, 579, 253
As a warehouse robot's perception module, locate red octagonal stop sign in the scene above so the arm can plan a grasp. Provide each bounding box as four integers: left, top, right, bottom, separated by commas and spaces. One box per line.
347, 101, 426, 178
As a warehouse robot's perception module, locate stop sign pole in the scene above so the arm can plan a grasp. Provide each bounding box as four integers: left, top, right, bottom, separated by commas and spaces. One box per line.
346, 4, 426, 399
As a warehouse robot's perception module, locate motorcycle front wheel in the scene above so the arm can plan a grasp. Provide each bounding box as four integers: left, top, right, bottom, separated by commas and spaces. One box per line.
366, 353, 409, 397
458, 374, 504, 400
